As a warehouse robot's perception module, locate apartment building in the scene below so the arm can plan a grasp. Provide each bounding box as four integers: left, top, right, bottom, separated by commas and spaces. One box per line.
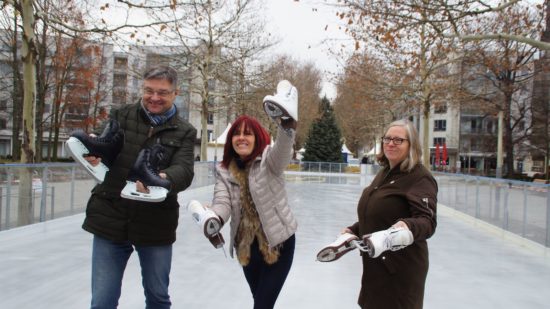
0, 34, 230, 160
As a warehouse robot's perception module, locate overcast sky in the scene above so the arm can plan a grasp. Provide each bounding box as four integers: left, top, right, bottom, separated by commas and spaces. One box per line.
263, 0, 350, 99
98, 0, 350, 99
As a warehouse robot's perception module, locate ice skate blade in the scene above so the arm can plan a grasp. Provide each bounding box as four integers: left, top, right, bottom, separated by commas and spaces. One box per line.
316, 233, 360, 262
204, 219, 222, 237
120, 181, 168, 202
65, 137, 108, 183
316, 245, 356, 262
264, 101, 284, 118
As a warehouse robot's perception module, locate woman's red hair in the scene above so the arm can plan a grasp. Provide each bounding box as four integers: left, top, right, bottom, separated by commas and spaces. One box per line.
221, 115, 271, 168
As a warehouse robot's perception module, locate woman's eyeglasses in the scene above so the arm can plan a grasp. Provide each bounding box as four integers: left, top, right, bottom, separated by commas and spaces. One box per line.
381, 137, 408, 145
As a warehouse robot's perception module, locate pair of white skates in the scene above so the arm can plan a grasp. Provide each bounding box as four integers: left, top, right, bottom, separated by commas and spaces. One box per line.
316, 227, 414, 261
65, 119, 170, 203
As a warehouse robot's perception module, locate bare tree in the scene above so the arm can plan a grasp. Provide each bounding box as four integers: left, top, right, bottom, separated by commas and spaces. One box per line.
460, 5, 540, 176
337, 0, 461, 166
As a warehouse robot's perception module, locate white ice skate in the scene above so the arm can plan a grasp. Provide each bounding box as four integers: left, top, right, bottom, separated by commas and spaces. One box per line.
187, 200, 225, 249
65, 119, 124, 183
263, 80, 298, 135
356, 227, 414, 258
316, 233, 361, 262
120, 144, 171, 203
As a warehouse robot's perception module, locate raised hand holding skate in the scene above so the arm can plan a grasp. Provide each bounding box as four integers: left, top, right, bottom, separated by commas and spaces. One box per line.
263, 80, 298, 136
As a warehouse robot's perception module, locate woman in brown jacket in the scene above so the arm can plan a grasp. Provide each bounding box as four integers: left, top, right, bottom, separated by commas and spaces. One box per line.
344, 119, 437, 309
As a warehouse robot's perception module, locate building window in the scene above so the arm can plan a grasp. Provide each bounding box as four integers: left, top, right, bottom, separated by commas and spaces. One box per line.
434, 104, 447, 113
207, 112, 214, 124
208, 79, 216, 91
518, 120, 525, 131
207, 129, 213, 142
486, 120, 493, 133
434, 120, 446, 132
433, 137, 446, 146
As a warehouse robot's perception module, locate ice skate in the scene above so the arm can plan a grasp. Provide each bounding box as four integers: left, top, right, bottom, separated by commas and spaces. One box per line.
65, 119, 124, 183
187, 200, 225, 249
316, 233, 360, 262
263, 80, 298, 135
356, 227, 414, 258
120, 144, 171, 203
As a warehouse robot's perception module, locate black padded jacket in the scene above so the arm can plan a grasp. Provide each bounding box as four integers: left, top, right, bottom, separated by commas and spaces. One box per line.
82, 102, 196, 246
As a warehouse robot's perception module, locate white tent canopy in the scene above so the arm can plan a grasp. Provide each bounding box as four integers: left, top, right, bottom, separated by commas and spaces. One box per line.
213, 123, 231, 144
366, 142, 381, 156
342, 144, 352, 154
297, 144, 351, 154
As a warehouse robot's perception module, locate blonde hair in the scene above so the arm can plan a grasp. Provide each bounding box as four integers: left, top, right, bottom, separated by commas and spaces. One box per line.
376, 119, 422, 172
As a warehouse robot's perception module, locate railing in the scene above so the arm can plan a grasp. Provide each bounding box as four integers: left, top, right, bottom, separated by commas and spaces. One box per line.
0, 162, 217, 231
434, 172, 550, 247
1, 162, 548, 249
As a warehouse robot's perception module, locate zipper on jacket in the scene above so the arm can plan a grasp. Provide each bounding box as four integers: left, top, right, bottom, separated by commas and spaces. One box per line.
422, 197, 434, 217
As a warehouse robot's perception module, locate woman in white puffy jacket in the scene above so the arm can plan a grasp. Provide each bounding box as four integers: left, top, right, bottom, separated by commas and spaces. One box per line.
209, 113, 298, 309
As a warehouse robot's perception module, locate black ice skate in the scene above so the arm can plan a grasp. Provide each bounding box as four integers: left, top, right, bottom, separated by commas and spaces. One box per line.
120, 144, 171, 203
65, 119, 124, 183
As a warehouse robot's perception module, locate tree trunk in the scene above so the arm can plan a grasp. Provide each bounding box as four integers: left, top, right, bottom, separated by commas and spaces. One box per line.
10, 12, 23, 161
18, 0, 37, 226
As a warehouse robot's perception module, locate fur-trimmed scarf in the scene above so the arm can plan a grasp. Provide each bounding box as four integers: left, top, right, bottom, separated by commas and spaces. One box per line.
230, 160, 280, 266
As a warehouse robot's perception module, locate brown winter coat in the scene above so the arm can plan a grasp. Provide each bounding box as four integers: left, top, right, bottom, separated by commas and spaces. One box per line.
348, 163, 437, 309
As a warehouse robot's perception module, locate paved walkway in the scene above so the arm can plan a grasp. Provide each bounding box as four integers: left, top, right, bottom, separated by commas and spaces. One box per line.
1, 182, 549, 308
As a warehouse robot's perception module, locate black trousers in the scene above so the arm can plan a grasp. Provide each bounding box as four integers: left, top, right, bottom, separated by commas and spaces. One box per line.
242, 234, 295, 309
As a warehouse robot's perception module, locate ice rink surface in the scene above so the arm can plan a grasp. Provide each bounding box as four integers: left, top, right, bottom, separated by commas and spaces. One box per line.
1, 181, 550, 309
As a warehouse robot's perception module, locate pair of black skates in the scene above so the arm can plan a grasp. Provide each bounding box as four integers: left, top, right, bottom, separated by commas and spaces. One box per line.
65, 119, 170, 202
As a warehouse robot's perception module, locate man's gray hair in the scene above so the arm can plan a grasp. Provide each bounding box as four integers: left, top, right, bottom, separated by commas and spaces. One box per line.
143, 66, 178, 88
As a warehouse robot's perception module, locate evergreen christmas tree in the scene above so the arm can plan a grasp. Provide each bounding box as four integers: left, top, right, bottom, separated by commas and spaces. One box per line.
303, 96, 343, 163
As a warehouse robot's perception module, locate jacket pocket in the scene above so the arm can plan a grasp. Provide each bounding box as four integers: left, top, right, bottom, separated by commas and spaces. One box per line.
380, 255, 397, 274
160, 135, 183, 148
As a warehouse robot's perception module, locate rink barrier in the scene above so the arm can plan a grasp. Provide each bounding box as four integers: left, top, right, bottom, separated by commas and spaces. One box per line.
1, 162, 549, 249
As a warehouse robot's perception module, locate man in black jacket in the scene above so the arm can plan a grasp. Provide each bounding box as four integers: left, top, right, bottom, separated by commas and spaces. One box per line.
82, 66, 196, 309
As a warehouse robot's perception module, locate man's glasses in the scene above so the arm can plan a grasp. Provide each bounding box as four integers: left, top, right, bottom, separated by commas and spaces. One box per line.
143, 88, 174, 98
381, 136, 408, 145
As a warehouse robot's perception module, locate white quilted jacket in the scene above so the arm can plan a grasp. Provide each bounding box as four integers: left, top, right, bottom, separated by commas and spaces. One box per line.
210, 127, 298, 257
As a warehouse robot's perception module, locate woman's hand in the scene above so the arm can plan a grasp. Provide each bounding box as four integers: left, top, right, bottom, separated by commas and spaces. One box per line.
280, 118, 297, 130
392, 221, 410, 230
341, 227, 354, 235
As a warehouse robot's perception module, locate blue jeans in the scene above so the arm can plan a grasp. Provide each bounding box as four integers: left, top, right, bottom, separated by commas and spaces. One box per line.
91, 235, 172, 309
